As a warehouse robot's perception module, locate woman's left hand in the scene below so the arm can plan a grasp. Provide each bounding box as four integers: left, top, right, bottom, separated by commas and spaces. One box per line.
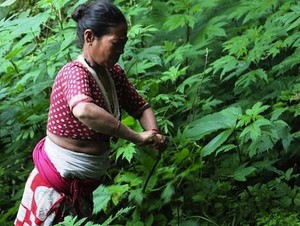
150, 133, 167, 152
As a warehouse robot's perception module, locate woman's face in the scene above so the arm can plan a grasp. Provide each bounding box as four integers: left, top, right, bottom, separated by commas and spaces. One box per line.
89, 23, 128, 69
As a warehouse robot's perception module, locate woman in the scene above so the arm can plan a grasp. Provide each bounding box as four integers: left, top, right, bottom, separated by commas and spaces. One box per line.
15, 0, 166, 225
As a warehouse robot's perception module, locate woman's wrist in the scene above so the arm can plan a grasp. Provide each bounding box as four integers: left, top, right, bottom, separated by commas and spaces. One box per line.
150, 128, 160, 134
111, 121, 142, 144
110, 120, 121, 135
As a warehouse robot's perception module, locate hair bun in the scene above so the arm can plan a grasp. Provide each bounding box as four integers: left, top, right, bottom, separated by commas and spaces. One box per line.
72, 4, 87, 22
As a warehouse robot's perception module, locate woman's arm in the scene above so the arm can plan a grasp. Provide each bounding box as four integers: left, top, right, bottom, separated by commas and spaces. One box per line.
73, 102, 154, 145
138, 108, 167, 151
138, 107, 159, 131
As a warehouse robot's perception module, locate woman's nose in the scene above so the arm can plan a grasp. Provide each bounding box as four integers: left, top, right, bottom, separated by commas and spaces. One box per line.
117, 46, 124, 54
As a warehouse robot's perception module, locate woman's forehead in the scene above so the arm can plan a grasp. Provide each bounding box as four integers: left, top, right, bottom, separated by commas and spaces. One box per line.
108, 23, 127, 37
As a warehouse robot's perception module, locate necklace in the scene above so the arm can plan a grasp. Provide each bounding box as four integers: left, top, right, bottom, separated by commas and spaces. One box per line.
77, 55, 120, 119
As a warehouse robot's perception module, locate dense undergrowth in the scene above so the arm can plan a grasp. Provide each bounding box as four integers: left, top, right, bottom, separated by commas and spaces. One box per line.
1, 0, 300, 225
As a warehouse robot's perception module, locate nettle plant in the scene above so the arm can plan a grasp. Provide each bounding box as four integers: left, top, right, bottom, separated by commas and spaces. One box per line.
182, 0, 300, 225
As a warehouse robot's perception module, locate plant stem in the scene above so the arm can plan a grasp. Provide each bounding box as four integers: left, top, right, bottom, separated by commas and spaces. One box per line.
142, 153, 161, 193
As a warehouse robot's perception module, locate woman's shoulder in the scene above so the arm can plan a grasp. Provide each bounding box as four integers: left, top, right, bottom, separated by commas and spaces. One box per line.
61, 60, 89, 75
109, 64, 127, 80
110, 64, 124, 74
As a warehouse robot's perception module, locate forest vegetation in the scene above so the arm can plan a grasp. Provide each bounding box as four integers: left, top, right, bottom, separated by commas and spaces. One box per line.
1, 0, 300, 225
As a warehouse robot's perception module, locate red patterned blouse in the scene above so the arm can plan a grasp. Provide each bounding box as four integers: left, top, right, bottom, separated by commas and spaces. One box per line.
47, 61, 149, 141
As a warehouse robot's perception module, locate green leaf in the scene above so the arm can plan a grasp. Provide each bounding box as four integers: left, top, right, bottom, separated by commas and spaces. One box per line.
211, 55, 249, 81
287, 12, 300, 31
172, 148, 189, 163
195, 15, 227, 43
215, 144, 236, 156
115, 172, 143, 187
201, 129, 233, 157
233, 165, 256, 181
280, 196, 292, 207
294, 193, 300, 206
129, 189, 143, 206
116, 143, 136, 162
235, 69, 268, 89
223, 35, 249, 58
246, 102, 270, 116
101, 206, 135, 226
145, 214, 154, 226
240, 123, 261, 141
0, 0, 16, 7
93, 185, 111, 214
271, 107, 289, 121
185, 107, 242, 140
161, 183, 174, 204
274, 120, 292, 150
122, 115, 136, 127
160, 65, 188, 83
163, 14, 187, 31
248, 134, 275, 157
55, 216, 90, 226
3, 12, 50, 37
107, 184, 129, 206
177, 73, 205, 94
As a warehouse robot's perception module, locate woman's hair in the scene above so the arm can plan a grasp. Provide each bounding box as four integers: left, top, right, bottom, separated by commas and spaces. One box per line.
71, 0, 127, 47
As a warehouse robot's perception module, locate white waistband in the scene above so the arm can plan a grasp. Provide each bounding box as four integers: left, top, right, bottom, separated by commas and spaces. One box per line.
44, 136, 109, 179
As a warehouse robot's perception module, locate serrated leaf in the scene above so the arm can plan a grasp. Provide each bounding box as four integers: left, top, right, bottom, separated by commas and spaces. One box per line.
3, 12, 50, 37
248, 135, 274, 157
223, 35, 249, 58
240, 123, 261, 141
163, 14, 186, 31
212, 55, 237, 73
271, 107, 289, 121
116, 143, 136, 163
235, 69, 268, 89
177, 73, 205, 94
198, 16, 227, 41
115, 172, 143, 187
246, 102, 270, 116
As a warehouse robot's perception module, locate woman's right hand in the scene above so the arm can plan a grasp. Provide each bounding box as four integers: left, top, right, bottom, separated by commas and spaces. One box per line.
136, 130, 167, 152
151, 133, 167, 152
136, 130, 156, 147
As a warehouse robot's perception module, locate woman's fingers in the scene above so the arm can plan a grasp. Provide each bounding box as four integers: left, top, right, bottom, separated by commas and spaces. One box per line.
151, 134, 167, 152
136, 131, 167, 152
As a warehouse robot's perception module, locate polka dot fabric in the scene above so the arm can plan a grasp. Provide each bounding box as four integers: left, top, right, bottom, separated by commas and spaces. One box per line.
47, 61, 149, 141
112, 64, 150, 118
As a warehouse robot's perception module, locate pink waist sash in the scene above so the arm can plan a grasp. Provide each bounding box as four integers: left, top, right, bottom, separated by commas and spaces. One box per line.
32, 137, 102, 205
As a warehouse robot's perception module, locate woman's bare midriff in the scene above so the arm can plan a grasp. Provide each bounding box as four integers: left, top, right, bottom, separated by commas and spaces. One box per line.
47, 131, 109, 156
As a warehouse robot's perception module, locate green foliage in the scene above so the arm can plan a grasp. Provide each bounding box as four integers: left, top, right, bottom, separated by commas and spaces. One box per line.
256, 208, 300, 226
3, 0, 300, 225
55, 216, 100, 226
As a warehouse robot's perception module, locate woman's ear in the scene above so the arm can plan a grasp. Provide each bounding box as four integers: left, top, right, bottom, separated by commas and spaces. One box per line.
84, 29, 95, 46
